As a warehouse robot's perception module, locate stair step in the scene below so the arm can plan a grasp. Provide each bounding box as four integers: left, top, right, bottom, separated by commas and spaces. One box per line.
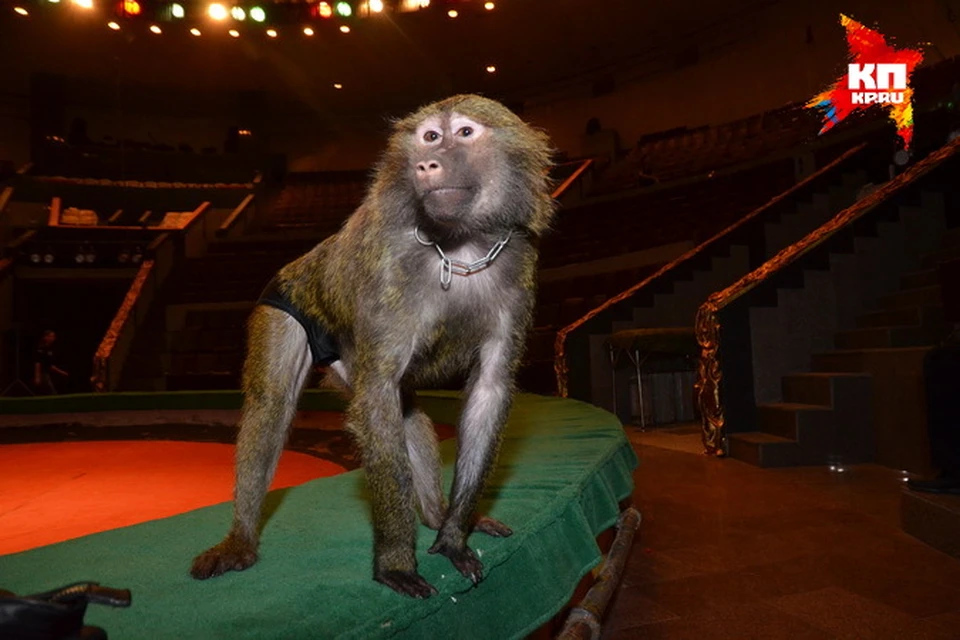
900, 268, 940, 290
811, 347, 932, 373
781, 372, 871, 406
921, 244, 960, 269
728, 432, 801, 468
877, 285, 943, 310
834, 324, 950, 349
856, 305, 943, 329
757, 402, 831, 440
942, 226, 960, 249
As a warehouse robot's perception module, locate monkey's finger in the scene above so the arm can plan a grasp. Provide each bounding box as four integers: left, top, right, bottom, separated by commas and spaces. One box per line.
474, 516, 513, 538
375, 570, 438, 599
190, 537, 258, 580
428, 542, 484, 585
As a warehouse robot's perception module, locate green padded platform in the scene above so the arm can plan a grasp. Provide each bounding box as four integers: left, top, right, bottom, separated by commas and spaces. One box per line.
0, 393, 636, 639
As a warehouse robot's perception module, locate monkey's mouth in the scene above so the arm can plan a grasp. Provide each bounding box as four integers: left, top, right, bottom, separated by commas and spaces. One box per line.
423, 187, 475, 221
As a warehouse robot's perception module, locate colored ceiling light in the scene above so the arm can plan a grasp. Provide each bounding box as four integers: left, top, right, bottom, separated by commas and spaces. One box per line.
249, 6, 265, 22
335, 1, 351, 17
317, 2, 333, 18
230, 6, 245, 20
171, 3, 185, 18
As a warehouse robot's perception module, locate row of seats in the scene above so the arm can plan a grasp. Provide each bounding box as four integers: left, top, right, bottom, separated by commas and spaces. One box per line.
540, 160, 794, 269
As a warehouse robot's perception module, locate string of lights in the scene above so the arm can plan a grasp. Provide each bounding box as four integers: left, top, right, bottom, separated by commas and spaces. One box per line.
7, 0, 500, 37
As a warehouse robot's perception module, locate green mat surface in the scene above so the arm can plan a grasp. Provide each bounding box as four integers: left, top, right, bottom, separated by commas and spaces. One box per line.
0, 393, 636, 639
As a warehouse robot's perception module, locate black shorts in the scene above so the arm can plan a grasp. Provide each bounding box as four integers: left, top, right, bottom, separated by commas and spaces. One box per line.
257, 277, 341, 366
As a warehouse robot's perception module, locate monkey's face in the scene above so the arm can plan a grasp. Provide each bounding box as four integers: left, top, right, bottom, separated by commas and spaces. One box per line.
411, 112, 506, 233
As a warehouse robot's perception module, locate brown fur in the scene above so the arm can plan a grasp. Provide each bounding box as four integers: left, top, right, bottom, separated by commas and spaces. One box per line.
190, 95, 555, 599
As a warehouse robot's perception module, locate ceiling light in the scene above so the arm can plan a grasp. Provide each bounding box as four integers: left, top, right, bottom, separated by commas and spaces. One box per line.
335, 1, 351, 17
339, 24, 350, 33
249, 6, 265, 22
333, 83, 343, 89
303, 26, 314, 36
317, 1, 332, 18
149, 24, 162, 33
107, 20, 120, 29
171, 2, 184, 18
190, 27, 202, 35
230, 6, 245, 20
229, 28, 240, 37
266, 28, 277, 37
484, 1, 494, 9
73, 0, 94, 9
369, 0, 383, 12
208, 3, 227, 20
447, 9, 457, 18
14, 6, 29, 15
486, 65, 496, 73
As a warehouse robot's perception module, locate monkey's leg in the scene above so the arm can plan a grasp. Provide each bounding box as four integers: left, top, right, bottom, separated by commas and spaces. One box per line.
402, 391, 511, 537
428, 336, 516, 584
190, 306, 313, 580
402, 392, 446, 530
349, 377, 438, 599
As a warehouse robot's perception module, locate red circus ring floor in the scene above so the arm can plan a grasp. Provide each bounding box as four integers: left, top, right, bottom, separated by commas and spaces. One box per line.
0, 410, 455, 556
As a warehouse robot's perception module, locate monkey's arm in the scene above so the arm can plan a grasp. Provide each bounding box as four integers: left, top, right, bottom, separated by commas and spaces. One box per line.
348, 329, 439, 599
427, 308, 525, 583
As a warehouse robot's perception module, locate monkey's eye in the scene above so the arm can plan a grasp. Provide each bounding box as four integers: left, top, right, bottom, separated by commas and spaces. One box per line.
423, 130, 441, 143
457, 126, 474, 138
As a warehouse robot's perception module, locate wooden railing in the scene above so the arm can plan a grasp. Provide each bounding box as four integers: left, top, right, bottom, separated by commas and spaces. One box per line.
693, 136, 960, 455
551, 158, 594, 200
217, 193, 254, 239
552, 142, 870, 400
90, 232, 174, 392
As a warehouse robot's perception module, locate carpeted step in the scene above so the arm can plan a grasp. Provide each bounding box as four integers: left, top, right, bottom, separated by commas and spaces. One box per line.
728, 432, 801, 468
834, 324, 951, 349
921, 243, 960, 269
811, 347, 931, 373
900, 268, 940, 290
876, 285, 943, 311
901, 488, 960, 560
855, 304, 943, 329
781, 371, 871, 406
940, 226, 960, 249
756, 402, 830, 441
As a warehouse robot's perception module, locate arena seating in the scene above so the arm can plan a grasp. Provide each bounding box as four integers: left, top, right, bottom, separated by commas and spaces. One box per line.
265, 170, 368, 230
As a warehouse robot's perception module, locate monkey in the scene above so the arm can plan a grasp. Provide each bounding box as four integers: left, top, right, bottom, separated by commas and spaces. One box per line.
189, 94, 555, 599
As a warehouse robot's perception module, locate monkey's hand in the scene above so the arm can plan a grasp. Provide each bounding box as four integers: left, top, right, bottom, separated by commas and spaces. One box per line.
374, 569, 438, 599
189, 534, 258, 580
474, 516, 513, 538
428, 539, 484, 585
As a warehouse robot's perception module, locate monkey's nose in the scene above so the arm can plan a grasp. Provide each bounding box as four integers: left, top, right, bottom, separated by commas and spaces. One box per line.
416, 160, 442, 175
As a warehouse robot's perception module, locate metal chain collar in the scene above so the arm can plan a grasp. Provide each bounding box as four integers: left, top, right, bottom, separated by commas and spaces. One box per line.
414, 226, 513, 290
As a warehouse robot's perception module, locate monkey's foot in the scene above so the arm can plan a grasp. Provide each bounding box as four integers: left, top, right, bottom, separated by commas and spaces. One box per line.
475, 516, 512, 538
428, 540, 484, 585
375, 569, 438, 599
190, 535, 258, 580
